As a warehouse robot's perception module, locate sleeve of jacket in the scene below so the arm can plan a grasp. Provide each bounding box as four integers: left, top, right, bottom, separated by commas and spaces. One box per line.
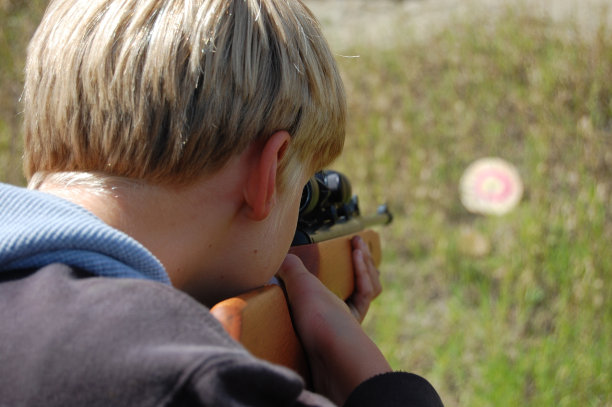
343, 372, 444, 407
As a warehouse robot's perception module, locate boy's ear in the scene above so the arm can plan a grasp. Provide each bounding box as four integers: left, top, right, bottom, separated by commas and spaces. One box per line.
244, 131, 290, 221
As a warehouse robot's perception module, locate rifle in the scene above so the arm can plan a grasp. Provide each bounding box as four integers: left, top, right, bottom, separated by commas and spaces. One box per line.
210, 170, 392, 381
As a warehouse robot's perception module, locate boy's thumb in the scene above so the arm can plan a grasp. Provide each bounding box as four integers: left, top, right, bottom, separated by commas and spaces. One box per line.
277, 254, 307, 281
277, 254, 318, 300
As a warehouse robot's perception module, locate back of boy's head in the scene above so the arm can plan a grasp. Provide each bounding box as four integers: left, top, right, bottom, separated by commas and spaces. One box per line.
23, 0, 346, 187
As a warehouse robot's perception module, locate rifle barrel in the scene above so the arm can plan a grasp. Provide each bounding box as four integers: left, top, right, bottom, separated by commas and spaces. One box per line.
298, 204, 393, 244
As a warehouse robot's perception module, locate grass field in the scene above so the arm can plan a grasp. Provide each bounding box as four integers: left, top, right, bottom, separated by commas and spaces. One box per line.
1, 2, 611, 406
331, 6, 612, 407
0, 0, 46, 185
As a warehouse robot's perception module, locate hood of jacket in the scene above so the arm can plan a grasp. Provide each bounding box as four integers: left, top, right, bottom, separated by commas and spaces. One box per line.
0, 182, 170, 284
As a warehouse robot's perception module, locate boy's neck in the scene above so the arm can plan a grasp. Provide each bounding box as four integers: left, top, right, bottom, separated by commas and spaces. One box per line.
32, 133, 302, 307
36, 166, 247, 306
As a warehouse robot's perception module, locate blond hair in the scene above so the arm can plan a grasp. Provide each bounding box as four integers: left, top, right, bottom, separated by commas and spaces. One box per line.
23, 0, 345, 186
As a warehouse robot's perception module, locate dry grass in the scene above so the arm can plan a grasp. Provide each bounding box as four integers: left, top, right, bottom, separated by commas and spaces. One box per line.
0, 0, 46, 185
332, 6, 612, 406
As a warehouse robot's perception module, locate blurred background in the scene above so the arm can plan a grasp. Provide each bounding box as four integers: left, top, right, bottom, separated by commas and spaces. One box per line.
1, 0, 611, 405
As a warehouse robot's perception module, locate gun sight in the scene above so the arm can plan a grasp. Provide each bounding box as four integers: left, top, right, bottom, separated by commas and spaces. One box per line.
292, 170, 392, 245
298, 170, 358, 228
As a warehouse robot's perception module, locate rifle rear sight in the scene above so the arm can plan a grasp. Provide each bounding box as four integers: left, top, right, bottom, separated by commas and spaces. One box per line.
292, 170, 393, 246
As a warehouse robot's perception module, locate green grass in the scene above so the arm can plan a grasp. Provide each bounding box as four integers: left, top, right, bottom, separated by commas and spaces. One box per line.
1, 2, 611, 406
0, 0, 46, 185
332, 6, 612, 407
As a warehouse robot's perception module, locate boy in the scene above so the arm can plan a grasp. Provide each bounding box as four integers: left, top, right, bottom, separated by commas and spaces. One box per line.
0, 0, 443, 405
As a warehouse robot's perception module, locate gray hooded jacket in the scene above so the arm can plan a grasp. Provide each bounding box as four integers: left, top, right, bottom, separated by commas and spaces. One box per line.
0, 183, 443, 407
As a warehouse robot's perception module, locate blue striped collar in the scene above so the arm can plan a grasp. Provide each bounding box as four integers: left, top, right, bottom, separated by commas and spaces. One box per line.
0, 183, 170, 284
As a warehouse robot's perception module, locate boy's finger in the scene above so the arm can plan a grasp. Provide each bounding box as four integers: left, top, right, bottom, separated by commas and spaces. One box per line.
352, 237, 382, 294
352, 236, 378, 275
349, 250, 369, 321
277, 254, 322, 300
353, 249, 375, 299
277, 254, 307, 278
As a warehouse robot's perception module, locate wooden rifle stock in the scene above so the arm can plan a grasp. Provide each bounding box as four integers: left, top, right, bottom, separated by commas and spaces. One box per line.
210, 230, 383, 381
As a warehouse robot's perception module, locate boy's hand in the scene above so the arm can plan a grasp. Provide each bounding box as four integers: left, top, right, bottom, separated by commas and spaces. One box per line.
278, 254, 391, 405
347, 235, 383, 322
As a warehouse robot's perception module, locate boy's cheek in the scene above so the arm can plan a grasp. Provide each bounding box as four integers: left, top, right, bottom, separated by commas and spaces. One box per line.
212, 179, 305, 297
222, 244, 285, 295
